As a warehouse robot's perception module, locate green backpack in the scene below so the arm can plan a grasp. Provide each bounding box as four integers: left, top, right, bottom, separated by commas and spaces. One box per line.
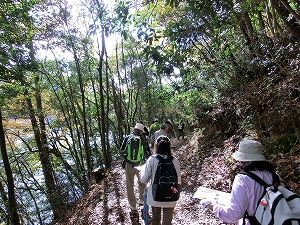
150, 122, 160, 134
124, 135, 144, 163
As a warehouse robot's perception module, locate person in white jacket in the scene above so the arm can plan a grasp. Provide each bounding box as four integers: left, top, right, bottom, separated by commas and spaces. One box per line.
141, 135, 181, 225
150, 123, 167, 147
202, 139, 280, 225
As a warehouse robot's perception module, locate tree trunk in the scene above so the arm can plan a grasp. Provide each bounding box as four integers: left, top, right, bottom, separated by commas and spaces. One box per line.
8, 141, 44, 225
280, 0, 300, 22
111, 77, 124, 147
104, 48, 111, 167
0, 109, 20, 225
25, 92, 65, 220
43, 71, 88, 190
27, 38, 66, 220
74, 53, 93, 179
237, 15, 254, 52
97, 26, 110, 167
275, 0, 300, 40
294, 0, 300, 15
114, 42, 125, 144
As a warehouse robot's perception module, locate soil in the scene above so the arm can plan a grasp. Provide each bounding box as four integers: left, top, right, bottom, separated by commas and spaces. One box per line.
54, 133, 300, 225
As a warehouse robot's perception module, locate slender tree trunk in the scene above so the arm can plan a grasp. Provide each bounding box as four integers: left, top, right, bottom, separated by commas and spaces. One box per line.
262, 0, 275, 36
43, 71, 88, 189
104, 49, 111, 166
294, 0, 300, 15
270, 0, 279, 33
97, 26, 109, 167
243, 12, 254, 41
0, 109, 20, 225
59, 0, 92, 180
27, 39, 66, 219
257, 10, 266, 32
25, 92, 65, 220
0, 178, 8, 223
111, 77, 124, 147
237, 15, 254, 52
274, 0, 300, 39
74, 54, 93, 179
114, 42, 125, 145
8, 141, 44, 225
280, 0, 300, 21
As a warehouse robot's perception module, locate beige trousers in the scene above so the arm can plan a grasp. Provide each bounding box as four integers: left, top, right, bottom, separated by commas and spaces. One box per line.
125, 162, 146, 209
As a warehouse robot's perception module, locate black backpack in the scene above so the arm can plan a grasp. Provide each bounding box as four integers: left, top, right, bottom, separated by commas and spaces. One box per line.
152, 155, 180, 202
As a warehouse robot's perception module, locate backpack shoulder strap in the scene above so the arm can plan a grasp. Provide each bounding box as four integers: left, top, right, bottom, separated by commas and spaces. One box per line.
241, 171, 268, 225
155, 155, 174, 162
126, 133, 134, 143
271, 172, 280, 186
240, 171, 269, 187
156, 155, 163, 162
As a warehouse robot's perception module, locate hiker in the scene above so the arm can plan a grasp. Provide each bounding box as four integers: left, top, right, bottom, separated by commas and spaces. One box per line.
200, 139, 281, 225
165, 119, 174, 138
139, 120, 150, 137
150, 118, 160, 137
150, 123, 167, 147
120, 123, 151, 212
139, 119, 150, 143
141, 135, 181, 225
177, 120, 184, 140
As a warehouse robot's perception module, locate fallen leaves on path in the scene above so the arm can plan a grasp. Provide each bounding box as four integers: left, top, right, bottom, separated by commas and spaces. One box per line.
54, 134, 300, 225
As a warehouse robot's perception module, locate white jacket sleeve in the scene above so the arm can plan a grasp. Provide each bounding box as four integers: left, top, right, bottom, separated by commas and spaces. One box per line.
140, 156, 155, 184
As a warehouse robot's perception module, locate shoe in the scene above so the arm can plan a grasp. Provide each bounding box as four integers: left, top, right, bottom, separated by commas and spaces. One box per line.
130, 209, 140, 225
137, 199, 144, 205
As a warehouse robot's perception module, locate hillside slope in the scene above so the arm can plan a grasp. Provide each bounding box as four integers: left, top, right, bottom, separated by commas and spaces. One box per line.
54, 133, 300, 225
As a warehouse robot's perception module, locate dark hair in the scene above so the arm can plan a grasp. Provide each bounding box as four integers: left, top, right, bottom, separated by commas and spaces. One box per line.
155, 135, 171, 156
241, 161, 276, 173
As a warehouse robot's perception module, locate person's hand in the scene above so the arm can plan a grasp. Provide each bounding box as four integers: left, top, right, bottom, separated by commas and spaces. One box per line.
200, 199, 212, 209
171, 186, 178, 194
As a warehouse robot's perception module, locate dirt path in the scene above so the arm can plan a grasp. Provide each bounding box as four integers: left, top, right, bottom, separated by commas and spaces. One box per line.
54, 136, 228, 225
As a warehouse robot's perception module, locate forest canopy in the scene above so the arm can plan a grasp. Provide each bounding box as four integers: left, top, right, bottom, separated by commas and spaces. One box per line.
0, 0, 299, 224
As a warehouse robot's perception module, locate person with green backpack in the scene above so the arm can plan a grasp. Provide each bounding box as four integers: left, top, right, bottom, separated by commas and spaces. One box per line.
120, 122, 151, 213
149, 118, 160, 137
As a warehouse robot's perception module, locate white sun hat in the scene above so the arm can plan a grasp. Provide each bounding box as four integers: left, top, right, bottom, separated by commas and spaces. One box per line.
133, 123, 144, 131
232, 140, 267, 162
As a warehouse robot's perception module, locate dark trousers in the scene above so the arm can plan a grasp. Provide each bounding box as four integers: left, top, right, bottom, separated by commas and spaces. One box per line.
151, 206, 174, 225
178, 129, 184, 139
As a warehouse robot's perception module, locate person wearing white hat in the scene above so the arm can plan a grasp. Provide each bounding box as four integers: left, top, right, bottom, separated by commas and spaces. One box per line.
120, 122, 151, 214
201, 139, 280, 225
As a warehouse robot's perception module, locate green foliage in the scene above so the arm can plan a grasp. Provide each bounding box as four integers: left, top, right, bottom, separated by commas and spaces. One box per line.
0, 0, 299, 223
268, 134, 298, 154
0, 0, 38, 81
0, 82, 23, 106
